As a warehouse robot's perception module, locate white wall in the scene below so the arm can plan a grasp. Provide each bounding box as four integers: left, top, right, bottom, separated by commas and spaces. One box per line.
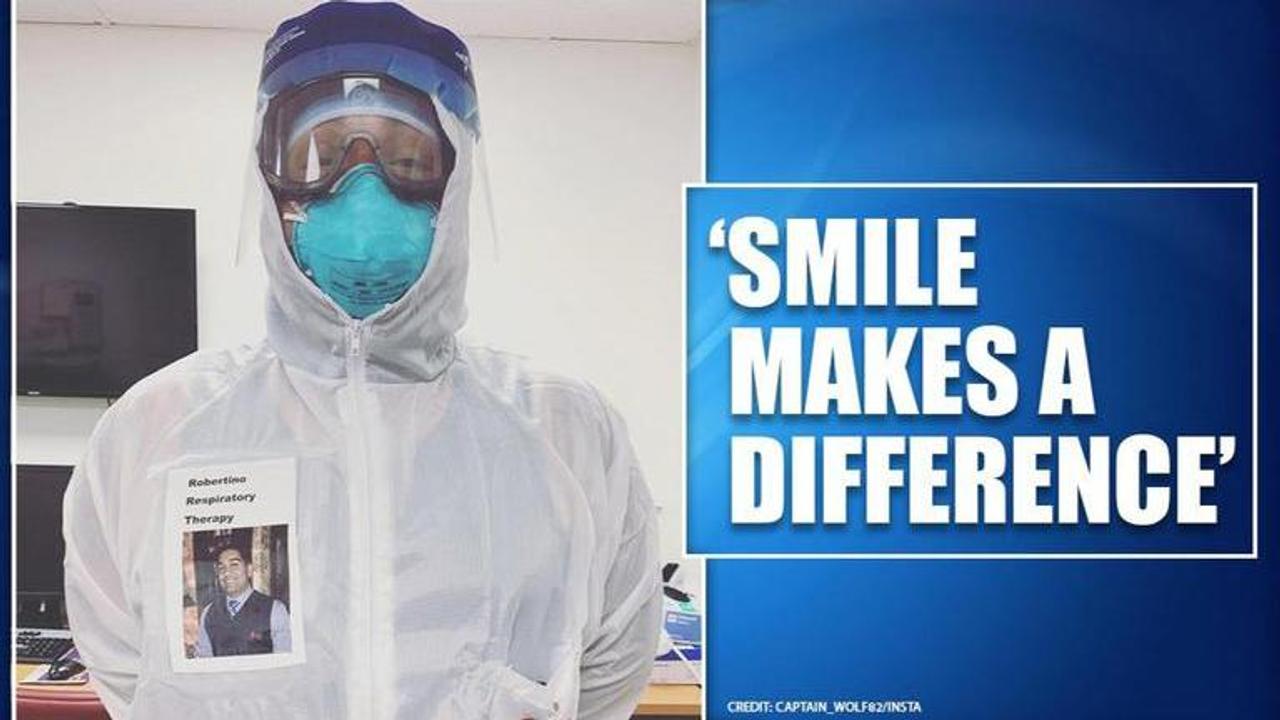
15, 23, 699, 579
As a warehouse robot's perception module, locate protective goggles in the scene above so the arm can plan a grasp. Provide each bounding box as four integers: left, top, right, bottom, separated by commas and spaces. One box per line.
258, 74, 455, 202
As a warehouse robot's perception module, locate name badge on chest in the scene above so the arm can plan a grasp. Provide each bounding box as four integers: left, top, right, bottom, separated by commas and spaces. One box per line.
163, 457, 307, 672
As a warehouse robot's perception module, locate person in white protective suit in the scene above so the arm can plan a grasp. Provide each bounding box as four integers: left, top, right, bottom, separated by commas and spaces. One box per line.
62, 3, 662, 718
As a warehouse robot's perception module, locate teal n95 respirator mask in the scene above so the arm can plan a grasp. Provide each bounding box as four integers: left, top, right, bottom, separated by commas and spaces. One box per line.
258, 73, 456, 319
290, 163, 437, 319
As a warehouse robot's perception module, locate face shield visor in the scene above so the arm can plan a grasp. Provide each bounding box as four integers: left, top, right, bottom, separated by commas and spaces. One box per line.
235, 3, 496, 272
258, 73, 455, 205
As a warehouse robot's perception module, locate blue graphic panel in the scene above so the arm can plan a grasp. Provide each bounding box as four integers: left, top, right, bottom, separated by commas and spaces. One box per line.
701, 1, 1279, 717
686, 185, 1253, 555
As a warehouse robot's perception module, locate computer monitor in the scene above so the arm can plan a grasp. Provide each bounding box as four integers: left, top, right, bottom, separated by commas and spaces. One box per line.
17, 464, 74, 628
16, 203, 198, 398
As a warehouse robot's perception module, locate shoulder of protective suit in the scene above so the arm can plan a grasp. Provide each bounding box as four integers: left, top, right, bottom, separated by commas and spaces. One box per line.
455, 345, 655, 563
94, 343, 272, 446
455, 344, 631, 474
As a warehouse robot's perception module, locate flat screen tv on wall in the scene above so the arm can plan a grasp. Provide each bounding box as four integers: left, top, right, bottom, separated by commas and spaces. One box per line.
17, 203, 198, 398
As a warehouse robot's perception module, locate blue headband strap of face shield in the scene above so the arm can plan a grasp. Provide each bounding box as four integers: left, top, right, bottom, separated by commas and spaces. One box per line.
260, 43, 480, 137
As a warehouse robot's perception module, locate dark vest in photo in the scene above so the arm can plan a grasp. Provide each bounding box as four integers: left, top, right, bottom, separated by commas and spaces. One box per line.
206, 590, 275, 656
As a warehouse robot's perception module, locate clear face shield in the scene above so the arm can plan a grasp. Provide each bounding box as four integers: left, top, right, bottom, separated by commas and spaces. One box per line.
258, 74, 454, 205
233, 66, 501, 320
234, 69, 501, 274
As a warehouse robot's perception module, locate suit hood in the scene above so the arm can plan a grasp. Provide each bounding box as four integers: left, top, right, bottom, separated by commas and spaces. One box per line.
248, 2, 479, 383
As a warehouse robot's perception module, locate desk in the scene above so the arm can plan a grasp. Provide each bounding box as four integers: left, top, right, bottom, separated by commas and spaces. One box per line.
15, 663, 109, 720
16, 665, 700, 719
635, 684, 701, 717
16, 662, 96, 695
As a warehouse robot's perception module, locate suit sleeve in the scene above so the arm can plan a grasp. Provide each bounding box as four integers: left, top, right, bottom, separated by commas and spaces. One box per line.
576, 406, 664, 720
63, 411, 144, 719
194, 607, 213, 658
271, 600, 293, 653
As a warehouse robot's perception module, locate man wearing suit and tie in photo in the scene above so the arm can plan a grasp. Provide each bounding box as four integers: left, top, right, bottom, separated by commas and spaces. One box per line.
192, 542, 291, 657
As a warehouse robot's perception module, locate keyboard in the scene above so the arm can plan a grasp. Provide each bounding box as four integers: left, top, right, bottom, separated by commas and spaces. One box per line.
15, 628, 75, 664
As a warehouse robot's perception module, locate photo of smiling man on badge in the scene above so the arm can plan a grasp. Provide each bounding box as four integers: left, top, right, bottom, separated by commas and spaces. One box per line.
184, 528, 293, 659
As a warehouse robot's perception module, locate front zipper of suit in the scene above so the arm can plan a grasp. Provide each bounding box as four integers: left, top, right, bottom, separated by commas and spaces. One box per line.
344, 322, 375, 719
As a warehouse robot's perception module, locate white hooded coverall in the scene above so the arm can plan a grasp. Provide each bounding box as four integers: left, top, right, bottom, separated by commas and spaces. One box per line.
62, 61, 662, 720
